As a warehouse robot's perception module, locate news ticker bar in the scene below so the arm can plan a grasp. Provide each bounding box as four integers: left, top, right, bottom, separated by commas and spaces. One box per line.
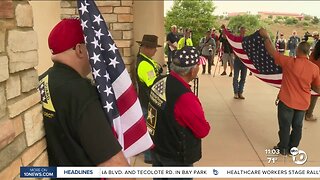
20, 166, 320, 178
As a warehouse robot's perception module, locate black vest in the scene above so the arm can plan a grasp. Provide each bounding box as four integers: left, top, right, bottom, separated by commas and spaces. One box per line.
147, 74, 201, 165
136, 54, 159, 109
277, 39, 285, 51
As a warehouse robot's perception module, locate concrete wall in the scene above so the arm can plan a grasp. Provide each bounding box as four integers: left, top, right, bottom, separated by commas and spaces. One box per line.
0, 1, 48, 179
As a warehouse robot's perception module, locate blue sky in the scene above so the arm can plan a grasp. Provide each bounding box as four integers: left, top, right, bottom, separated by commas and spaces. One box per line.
164, 1, 320, 17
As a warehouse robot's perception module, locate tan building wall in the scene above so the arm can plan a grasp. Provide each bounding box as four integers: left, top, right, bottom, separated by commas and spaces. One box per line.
32, 0, 165, 74
0, 1, 48, 179
58, 0, 164, 72
133, 1, 165, 65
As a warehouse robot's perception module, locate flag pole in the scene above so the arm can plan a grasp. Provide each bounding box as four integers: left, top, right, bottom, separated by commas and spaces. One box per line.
213, 42, 222, 77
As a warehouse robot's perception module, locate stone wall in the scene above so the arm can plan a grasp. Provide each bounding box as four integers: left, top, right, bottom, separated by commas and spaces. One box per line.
0, 1, 48, 179
0, 1, 141, 178
60, 0, 134, 72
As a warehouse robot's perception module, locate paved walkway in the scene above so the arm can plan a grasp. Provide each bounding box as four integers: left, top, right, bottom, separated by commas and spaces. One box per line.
131, 67, 320, 180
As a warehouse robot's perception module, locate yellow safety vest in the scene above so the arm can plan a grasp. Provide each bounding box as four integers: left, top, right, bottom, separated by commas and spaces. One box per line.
177, 37, 193, 50
137, 53, 159, 87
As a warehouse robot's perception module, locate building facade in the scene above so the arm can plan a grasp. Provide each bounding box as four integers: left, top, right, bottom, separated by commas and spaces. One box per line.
258, 11, 304, 20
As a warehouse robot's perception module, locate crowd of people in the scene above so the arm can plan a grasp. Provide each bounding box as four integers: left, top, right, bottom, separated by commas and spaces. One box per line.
37, 17, 320, 180
135, 24, 320, 178
166, 25, 253, 99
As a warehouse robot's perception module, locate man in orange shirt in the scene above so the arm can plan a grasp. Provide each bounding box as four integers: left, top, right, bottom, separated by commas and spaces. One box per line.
260, 28, 320, 155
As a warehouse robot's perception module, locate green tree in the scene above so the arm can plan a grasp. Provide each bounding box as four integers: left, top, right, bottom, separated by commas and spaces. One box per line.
256, 14, 261, 19
227, 15, 275, 41
311, 16, 319, 24
165, 0, 217, 46
227, 15, 261, 35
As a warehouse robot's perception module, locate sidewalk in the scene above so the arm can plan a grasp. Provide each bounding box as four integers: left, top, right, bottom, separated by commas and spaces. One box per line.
131, 70, 320, 180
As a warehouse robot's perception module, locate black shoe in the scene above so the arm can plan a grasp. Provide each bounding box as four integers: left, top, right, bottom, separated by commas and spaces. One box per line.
273, 146, 287, 155
221, 71, 227, 76
229, 72, 232, 77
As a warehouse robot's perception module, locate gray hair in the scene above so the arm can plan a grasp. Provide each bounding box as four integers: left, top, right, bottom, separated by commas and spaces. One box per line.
170, 58, 196, 76
171, 25, 177, 29
297, 41, 310, 55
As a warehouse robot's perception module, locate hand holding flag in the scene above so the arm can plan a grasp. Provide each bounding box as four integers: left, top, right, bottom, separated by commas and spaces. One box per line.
224, 27, 319, 95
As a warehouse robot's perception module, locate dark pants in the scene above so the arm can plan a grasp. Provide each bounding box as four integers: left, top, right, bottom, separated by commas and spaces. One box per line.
277, 101, 305, 152
233, 57, 247, 94
152, 151, 193, 180
167, 50, 175, 72
202, 55, 213, 74
142, 107, 152, 162
306, 95, 318, 117
289, 49, 296, 57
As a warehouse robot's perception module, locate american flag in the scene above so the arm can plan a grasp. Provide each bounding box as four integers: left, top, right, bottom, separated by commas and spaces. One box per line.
224, 29, 283, 88
199, 55, 207, 65
77, 0, 153, 158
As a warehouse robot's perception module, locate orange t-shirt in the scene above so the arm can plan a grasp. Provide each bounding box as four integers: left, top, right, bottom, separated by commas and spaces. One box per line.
274, 52, 320, 110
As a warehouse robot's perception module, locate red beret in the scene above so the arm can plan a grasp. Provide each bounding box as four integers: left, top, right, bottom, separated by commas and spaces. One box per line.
48, 18, 84, 55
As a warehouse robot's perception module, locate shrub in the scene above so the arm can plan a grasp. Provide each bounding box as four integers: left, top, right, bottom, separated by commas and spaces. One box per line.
311, 16, 319, 24
285, 17, 298, 25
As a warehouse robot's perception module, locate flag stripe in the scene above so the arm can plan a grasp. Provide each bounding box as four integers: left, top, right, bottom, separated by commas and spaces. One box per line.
124, 132, 153, 158
116, 84, 138, 115
113, 70, 131, 99
233, 50, 250, 60
255, 73, 282, 80
123, 117, 147, 150
256, 77, 282, 84
120, 99, 144, 132
112, 116, 124, 149
231, 47, 248, 57
226, 33, 243, 48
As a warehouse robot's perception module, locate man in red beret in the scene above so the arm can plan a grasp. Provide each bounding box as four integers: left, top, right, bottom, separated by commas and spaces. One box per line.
39, 18, 130, 172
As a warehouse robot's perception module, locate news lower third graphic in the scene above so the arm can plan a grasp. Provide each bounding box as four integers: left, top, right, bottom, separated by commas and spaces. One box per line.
20, 167, 56, 178
290, 147, 308, 165
265, 147, 308, 165
20, 166, 320, 178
